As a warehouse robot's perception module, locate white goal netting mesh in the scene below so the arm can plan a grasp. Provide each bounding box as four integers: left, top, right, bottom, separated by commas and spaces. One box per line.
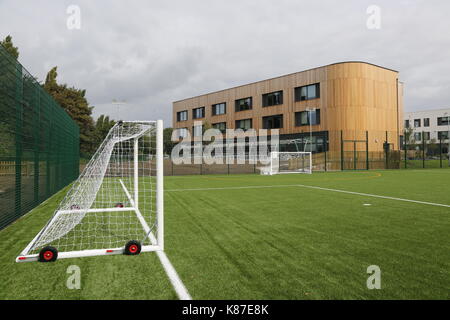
268, 152, 312, 175
27, 121, 157, 254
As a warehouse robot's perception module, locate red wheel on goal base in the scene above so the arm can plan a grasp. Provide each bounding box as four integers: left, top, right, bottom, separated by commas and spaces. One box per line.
39, 246, 58, 262
124, 240, 141, 255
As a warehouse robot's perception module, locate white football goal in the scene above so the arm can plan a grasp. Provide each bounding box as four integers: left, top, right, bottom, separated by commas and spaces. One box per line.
16, 120, 164, 263
262, 151, 312, 175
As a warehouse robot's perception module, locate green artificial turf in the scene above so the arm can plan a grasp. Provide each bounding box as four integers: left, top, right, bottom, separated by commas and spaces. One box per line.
0, 170, 449, 299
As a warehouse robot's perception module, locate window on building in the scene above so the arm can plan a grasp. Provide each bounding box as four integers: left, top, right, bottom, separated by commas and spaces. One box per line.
414, 132, 422, 141
424, 118, 430, 127
212, 122, 226, 133
235, 97, 252, 112
295, 83, 320, 101
262, 91, 283, 107
177, 110, 188, 122
438, 131, 449, 140
193, 125, 203, 137
262, 114, 283, 129
177, 128, 188, 139
295, 109, 321, 126
235, 119, 252, 131
437, 116, 450, 126
212, 103, 226, 116
193, 107, 205, 119
423, 132, 430, 141
405, 120, 410, 128
414, 119, 421, 128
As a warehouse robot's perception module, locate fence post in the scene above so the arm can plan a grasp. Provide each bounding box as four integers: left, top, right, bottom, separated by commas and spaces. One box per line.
366, 131, 369, 170
34, 88, 40, 205
439, 138, 443, 168
422, 132, 425, 169
14, 63, 23, 217
340, 130, 344, 171
404, 134, 407, 169
385, 131, 388, 169
324, 147, 327, 172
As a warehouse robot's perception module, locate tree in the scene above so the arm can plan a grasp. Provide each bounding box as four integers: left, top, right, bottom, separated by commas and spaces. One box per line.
0, 35, 19, 59
93, 115, 116, 150
43, 67, 95, 155
163, 127, 174, 155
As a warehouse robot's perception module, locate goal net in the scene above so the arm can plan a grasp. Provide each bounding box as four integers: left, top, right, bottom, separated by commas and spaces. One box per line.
264, 151, 312, 175
16, 120, 164, 263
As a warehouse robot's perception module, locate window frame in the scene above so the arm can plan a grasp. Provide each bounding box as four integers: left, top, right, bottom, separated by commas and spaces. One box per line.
294, 83, 320, 102
235, 118, 253, 131
212, 122, 227, 133
262, 91, 283, 107
262, 114, 283, 129
177, 127, 189, 139
437, 117, 450, 126
212, 102, 226, 116
192, 124, 203, 137
295, 109, 321, 127
235, 97, 253, 112
193, 107, 205, 119
177, 110, 188, 122
438, 131, 449, 140
414, 132, 422, 141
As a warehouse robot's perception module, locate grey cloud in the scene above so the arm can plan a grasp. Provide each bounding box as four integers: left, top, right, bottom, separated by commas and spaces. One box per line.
1, 0, 449, 124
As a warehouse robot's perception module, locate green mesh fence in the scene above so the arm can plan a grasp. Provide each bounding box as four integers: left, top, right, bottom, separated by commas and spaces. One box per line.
0, 45, 79, 230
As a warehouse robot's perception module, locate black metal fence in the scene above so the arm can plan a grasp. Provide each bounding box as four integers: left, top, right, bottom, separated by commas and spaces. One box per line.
0, 45, 80, 230
403, 136, 450, 169
164, 129, 449, 175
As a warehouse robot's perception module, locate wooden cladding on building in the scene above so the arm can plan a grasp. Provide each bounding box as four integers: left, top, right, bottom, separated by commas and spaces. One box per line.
172, 61, 403, 151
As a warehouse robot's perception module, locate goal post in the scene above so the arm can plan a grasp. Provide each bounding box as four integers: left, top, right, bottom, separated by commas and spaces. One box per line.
266, 151, 312, 175
16, 120, 164, 263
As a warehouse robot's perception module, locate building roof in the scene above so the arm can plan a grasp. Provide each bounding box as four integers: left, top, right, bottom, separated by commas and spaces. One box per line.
173, 61, 399, 103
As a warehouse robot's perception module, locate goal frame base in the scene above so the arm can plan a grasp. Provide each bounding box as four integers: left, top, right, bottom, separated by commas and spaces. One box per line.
16, 245, 162, 263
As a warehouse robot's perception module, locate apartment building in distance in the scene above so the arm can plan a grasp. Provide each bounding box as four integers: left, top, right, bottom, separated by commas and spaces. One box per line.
404, 108, 450, 146
173, 61, 404, 153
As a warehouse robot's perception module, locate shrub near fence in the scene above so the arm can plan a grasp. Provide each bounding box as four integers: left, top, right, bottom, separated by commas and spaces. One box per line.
0, 45, 79, 230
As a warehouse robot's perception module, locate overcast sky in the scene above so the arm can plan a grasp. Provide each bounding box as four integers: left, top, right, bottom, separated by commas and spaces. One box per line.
1, 0, 449, 126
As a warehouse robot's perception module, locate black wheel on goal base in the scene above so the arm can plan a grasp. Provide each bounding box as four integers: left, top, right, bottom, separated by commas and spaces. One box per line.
124, 240, 141, 255
39, 246, 58, 262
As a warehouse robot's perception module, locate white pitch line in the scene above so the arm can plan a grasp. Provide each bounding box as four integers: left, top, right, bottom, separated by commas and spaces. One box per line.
148, 233, 192, 300
166, 184, 450, 208
294, 184, 450, 208
120, 180, 192, 300
155, 250, 192, 300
